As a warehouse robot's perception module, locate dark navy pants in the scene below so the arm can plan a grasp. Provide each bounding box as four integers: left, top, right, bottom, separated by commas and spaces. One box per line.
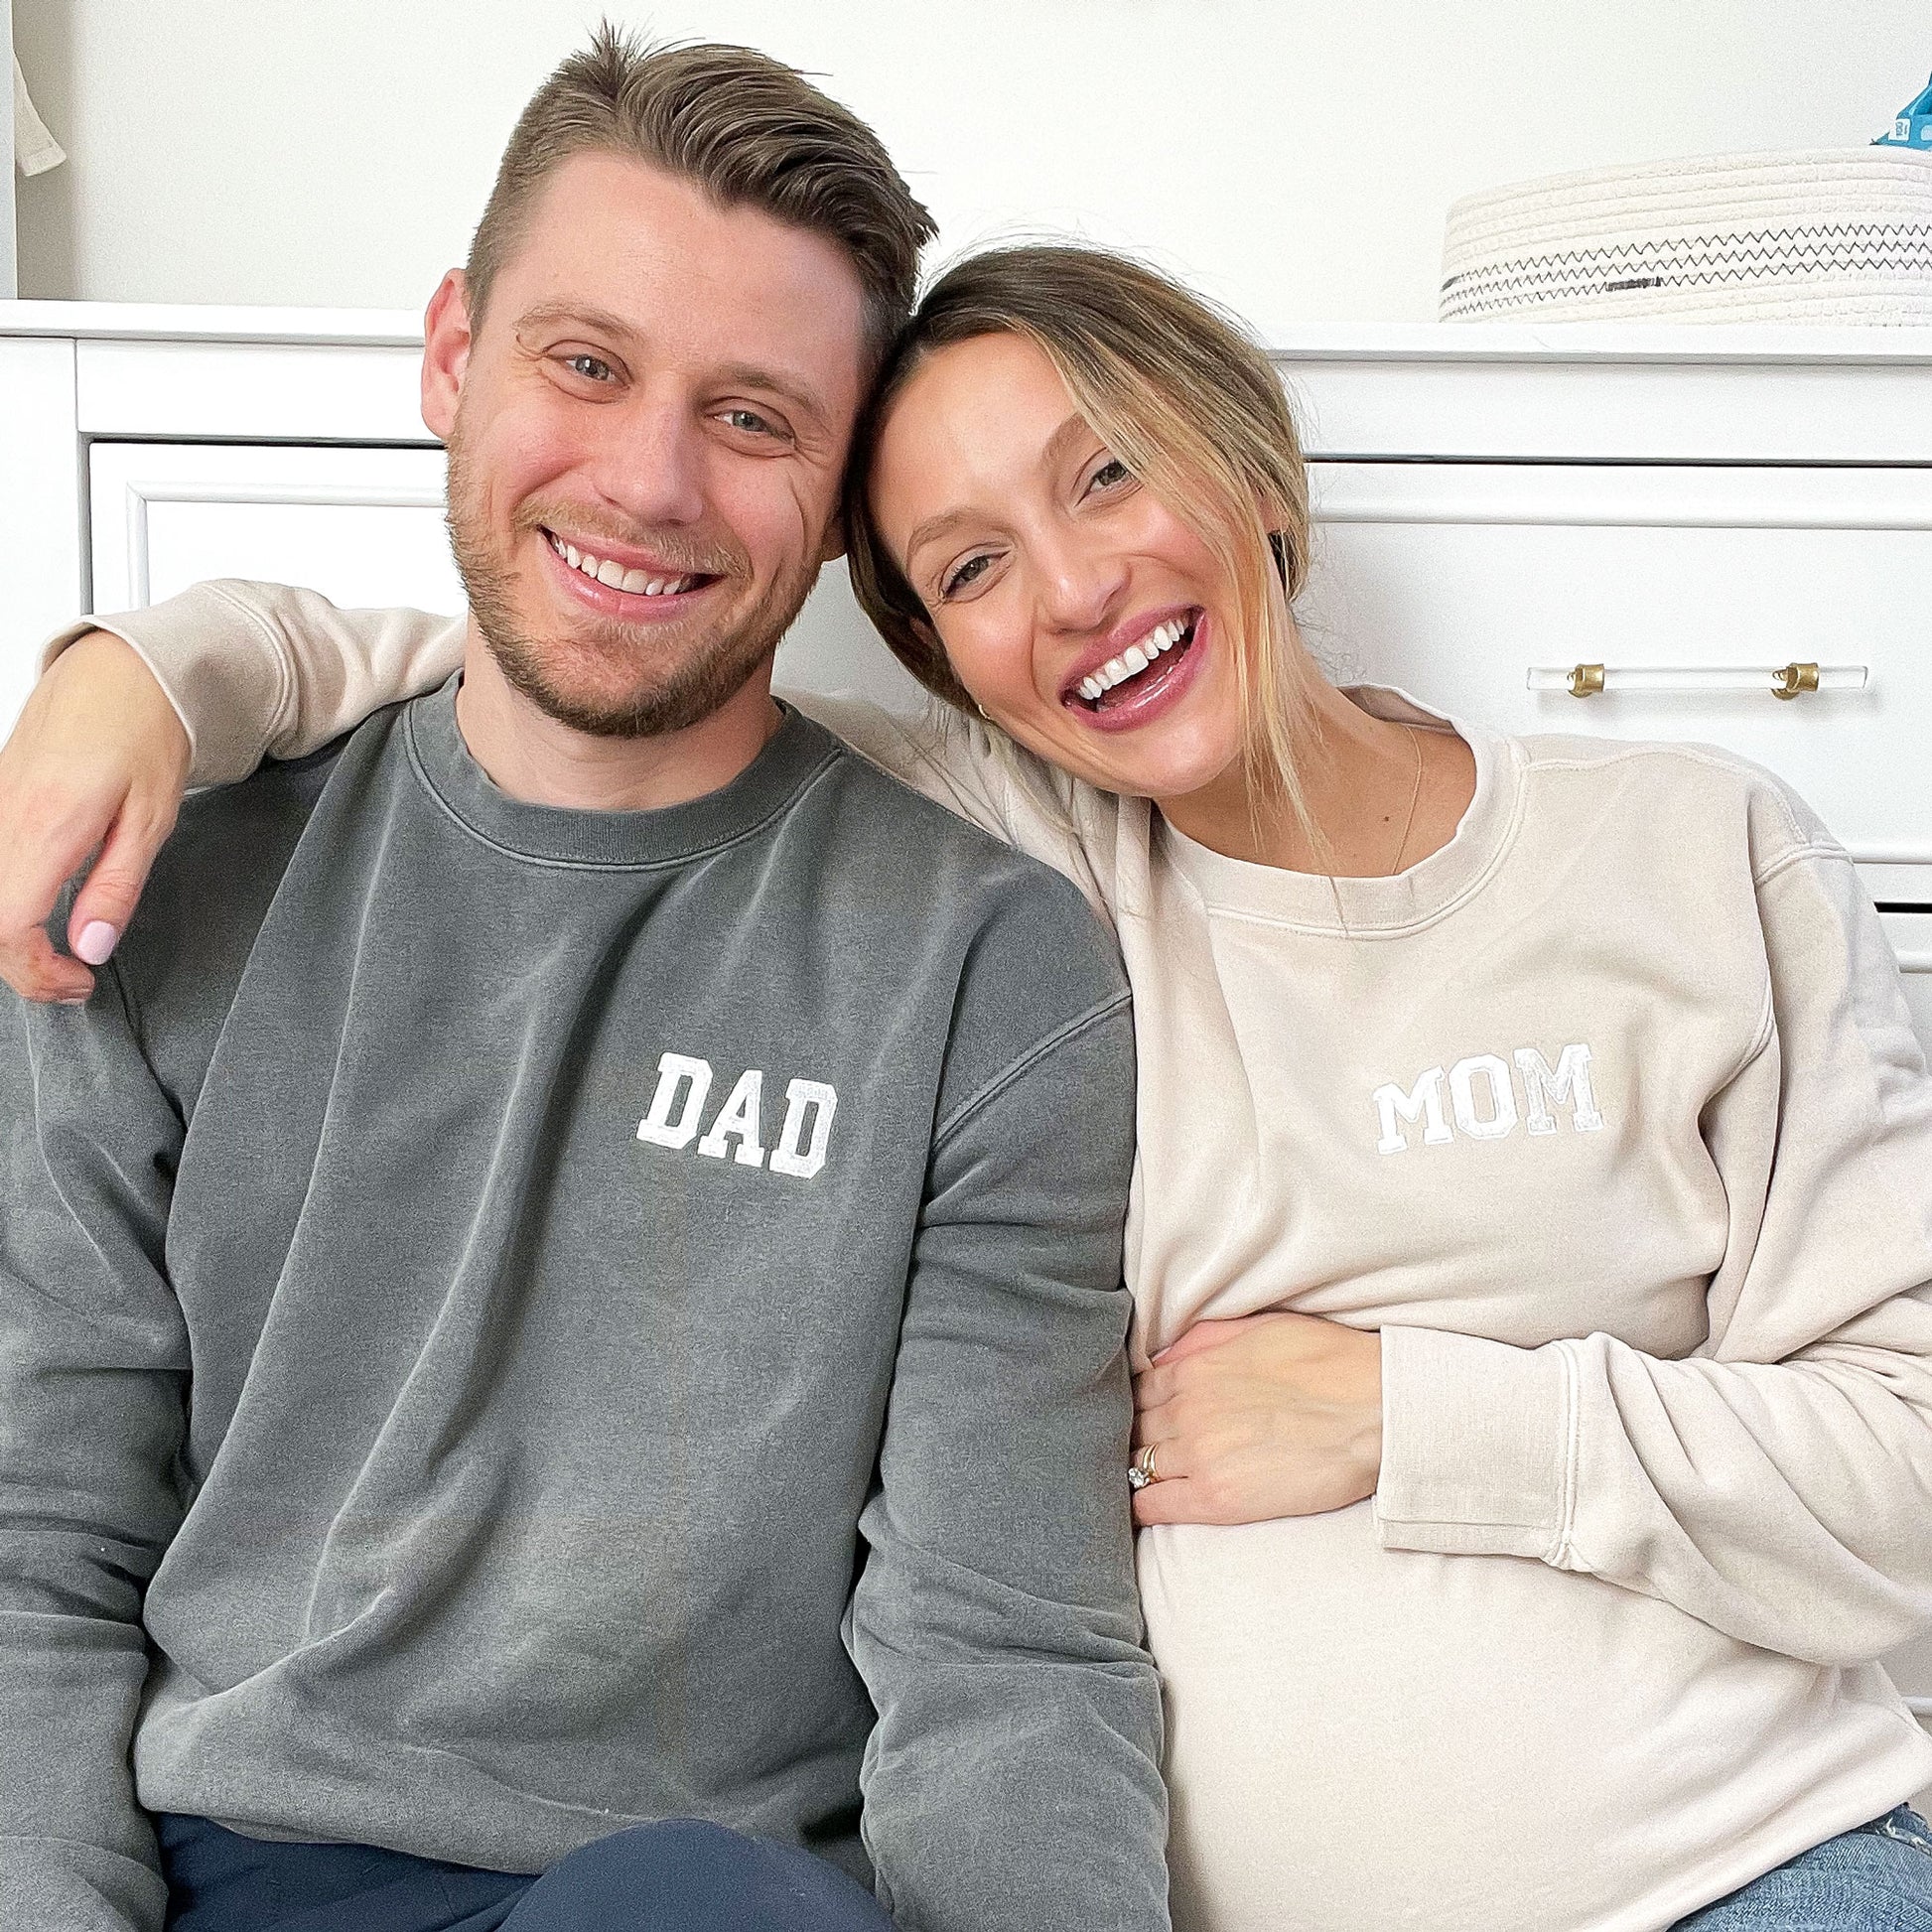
158, 1814, 896, 1932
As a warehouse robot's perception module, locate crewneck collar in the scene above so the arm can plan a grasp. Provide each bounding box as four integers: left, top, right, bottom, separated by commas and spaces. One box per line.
1157, 687, 1525, 935
403, 675, 837, 869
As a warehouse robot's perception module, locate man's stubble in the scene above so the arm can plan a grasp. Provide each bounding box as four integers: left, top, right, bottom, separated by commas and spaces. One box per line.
444, 418, 823, 742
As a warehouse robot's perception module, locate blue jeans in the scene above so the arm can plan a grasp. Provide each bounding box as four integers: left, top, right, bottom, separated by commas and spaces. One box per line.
158, 1813, 895, 1931
1673, 1807, 1932, 1929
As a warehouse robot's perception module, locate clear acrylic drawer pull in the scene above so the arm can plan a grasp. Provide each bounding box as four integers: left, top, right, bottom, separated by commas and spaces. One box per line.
1528, 662, 1869, 701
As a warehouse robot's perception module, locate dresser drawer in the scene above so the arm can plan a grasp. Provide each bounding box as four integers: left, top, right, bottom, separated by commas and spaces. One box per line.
1304, 464, 1932, 898
87, 442, 463, 616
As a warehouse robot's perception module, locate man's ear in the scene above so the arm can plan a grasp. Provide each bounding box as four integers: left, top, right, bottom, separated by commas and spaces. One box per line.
818, 511, 848, 565
421, 270, 474, 444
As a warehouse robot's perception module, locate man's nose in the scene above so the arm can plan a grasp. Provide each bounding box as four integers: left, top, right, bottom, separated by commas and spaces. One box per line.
589, 398, 710, 530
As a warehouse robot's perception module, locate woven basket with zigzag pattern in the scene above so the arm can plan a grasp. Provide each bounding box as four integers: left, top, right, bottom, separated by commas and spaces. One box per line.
1441, 149, 1932, 323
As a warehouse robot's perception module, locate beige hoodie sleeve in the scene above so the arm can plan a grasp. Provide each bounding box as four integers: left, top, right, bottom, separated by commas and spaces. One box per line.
44, 578, 1122, 916
1374, 810, 1932, 1666
44, 582, 465, 787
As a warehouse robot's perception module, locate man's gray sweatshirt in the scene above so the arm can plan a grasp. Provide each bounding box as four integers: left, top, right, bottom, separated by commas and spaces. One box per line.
0, 680, 1168, 1931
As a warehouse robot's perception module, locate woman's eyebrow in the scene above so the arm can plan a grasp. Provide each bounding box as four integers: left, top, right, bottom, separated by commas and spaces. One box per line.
903, 508, 976, 567
903, 413, 1098, 564
1040, 412, 1096, 471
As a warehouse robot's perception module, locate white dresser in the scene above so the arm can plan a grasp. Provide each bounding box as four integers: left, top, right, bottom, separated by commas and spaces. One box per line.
2, 301, 1930, 1765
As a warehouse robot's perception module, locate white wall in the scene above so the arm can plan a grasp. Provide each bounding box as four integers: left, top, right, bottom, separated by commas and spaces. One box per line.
13, 0, 1928, 331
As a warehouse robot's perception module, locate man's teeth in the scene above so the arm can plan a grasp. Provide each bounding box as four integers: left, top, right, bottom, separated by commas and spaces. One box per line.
546, 529, 697, 597
1077, 616, 1191, 702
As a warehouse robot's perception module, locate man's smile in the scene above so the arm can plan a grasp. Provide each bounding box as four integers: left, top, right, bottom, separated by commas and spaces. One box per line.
538, 525, 725, 620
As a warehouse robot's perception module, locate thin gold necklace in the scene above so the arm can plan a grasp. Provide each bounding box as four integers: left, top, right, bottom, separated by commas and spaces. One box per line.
1385, 726, 1425, 876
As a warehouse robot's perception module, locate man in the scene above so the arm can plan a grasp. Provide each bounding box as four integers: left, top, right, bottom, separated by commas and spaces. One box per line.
0, 30, 1168, 1932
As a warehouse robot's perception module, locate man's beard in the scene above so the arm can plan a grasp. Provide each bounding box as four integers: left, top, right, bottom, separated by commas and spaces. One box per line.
444, 430, 820, 741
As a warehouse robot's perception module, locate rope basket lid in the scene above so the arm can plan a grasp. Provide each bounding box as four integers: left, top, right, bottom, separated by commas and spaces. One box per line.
1440, 148, 1932, 324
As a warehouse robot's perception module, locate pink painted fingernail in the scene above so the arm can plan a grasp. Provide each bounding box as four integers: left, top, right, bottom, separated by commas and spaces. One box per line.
74, 921, 120, 966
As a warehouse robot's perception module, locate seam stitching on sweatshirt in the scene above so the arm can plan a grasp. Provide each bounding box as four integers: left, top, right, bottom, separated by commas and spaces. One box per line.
402, 722, 844, 871
205, 582, 299, 772
932, 991, 1133, 1148
1552, 1341, 1583, 1567
1751, 839, 1848, 890
1526, 742, 1763, 782
1189, 759, 1533, 941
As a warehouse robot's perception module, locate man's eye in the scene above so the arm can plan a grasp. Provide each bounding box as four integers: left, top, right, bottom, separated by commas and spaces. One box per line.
723, 408, 775, 436
564, 354, 615, 383
942, 553, 994, 598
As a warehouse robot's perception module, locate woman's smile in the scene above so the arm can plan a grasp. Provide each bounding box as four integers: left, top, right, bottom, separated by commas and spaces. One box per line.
1061, 606, 1209, 733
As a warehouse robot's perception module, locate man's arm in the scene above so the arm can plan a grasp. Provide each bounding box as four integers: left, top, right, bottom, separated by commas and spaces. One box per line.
847, 888, 1168, 1932
0, 965, 191, 1930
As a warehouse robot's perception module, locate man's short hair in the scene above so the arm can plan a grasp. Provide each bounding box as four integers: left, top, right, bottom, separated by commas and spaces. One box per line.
467, 23, 935, 370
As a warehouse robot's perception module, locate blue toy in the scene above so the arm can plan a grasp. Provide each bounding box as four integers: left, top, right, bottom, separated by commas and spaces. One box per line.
1874, 73, 1932, 148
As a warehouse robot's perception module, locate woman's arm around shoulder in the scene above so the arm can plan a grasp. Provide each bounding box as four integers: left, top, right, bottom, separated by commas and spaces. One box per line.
0, 581, 459, 1001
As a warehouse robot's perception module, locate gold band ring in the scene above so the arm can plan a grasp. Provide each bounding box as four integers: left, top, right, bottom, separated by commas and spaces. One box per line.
1136, 1443, 1160, 1484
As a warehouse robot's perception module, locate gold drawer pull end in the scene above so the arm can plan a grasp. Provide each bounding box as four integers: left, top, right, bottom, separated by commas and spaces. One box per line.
1568, 662, 1605, 699
1772, 661, 1820, 701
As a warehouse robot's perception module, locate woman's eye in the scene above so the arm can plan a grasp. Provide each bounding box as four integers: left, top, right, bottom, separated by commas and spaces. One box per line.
1087, 456, 1132, 493
942, 553, 994, 598
564, 353, 616, 383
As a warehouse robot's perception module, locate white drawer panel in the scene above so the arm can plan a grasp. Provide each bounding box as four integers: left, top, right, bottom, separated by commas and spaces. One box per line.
1303, 464, 1932, 886
84, 444, 924, 713
78, 341, 429, 442
88, 443, 463, 617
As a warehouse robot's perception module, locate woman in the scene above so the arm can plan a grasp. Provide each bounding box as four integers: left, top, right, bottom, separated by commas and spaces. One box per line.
19, 245, 1932, 1930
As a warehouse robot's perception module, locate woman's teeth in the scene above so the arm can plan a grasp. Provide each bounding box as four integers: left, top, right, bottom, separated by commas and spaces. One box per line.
1077, 616, 1192, 703
546, 529, 697, 597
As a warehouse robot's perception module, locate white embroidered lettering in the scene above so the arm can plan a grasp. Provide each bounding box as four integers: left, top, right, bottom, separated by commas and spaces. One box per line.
1513, 1044, 1604, 1135
770, 1079, 838, 1180
637, 1053, 713, 1150
697, 1068, 766, 1168
1373, 1066, 1453, 1155
1375, 1041, 1606, 1151
1449, 1054, 1518, 1141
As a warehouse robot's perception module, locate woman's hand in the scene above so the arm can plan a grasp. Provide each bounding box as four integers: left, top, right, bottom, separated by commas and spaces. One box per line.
0, 632, 191, 1003
1132, 1311, 1383, 1527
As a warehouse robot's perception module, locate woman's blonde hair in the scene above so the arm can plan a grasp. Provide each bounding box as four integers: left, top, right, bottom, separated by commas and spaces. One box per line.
843, 243, 1323, 836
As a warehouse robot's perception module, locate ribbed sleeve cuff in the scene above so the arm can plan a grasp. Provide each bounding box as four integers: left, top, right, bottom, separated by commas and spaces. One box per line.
1373, 1324, 1577, 1561
40, 582, 293, 788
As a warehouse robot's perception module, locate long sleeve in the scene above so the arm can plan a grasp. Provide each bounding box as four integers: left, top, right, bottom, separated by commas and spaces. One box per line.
848, 980, 1168, 1930
0, 968, 192, 1931
1374, 829, 1932, 1667
42, 579, 1130, 915
44, 582, 464, 787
